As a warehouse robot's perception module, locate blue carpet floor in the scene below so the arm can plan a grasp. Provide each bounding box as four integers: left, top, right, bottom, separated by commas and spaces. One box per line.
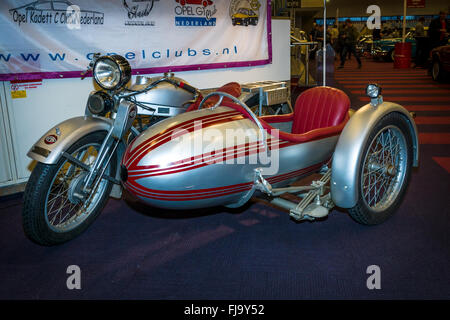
0, 58, 449, 299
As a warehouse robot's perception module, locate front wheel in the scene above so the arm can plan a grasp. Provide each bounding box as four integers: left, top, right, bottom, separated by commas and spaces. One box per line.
348, 113, 413, 225
22, 131, 116, 245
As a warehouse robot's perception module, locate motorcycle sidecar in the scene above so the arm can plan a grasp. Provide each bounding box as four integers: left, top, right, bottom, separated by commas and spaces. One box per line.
121, 85, 418, 225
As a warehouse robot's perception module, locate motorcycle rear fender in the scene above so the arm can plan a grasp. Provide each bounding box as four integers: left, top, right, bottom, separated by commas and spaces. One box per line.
27, 116, 113, 164
331, 101, 419, 209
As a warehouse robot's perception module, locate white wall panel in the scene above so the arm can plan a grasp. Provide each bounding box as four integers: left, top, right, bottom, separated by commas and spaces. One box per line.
0, 88, 12, 184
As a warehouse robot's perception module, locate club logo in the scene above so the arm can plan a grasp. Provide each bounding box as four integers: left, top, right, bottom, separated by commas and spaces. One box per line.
123, 0, 159, 26
9, 0, 104, 27
229, 0, 260, 27
44, 134, 58, 145
174, 0, 217, 27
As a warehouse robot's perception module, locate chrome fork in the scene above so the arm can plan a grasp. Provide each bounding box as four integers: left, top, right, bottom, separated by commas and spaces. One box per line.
80, 100, 138, 200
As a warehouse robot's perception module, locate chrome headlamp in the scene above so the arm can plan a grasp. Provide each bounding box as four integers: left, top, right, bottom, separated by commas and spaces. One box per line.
93, 55, 131, 90
366, 83, 381, 98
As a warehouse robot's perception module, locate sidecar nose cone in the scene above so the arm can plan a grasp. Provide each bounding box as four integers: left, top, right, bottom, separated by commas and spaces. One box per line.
120, 165, 128, 183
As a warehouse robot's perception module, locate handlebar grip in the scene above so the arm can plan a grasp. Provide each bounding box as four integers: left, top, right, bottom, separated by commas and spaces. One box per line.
178, 81, 197, 94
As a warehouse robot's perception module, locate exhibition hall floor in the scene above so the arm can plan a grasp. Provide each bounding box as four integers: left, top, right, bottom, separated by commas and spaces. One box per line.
0, 58, 449, 299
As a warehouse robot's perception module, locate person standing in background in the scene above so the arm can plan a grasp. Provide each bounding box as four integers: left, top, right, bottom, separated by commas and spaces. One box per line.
330, 24, 339, 60
429, 11, 449, 50
372, 22, 383, 41
414, 17, 427, 68
338, 19, 361, 69
316, 24, 325, 45
309, 23, 321, 59
309, 22, 318, 42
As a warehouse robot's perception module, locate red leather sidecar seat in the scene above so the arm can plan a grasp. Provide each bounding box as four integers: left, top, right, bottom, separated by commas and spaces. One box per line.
186, 82, 241, 112
220, 86, 350, 143
291, 86, 350, 134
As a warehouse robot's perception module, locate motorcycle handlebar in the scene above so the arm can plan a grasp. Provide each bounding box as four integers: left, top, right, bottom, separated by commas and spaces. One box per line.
177, 81, 197, 94
166, 79, 197, 94
118, 77, 198, 100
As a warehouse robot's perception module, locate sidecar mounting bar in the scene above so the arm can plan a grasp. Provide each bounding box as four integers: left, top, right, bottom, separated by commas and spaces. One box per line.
255, 168, 334, 221
254, 169, 316, 196
269, 186, 316, 197
289, 169, 333, 221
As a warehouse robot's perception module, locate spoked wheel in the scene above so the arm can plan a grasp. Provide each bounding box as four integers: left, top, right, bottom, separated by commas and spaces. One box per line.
22, 131, 116, 245
348, 113, 413, 225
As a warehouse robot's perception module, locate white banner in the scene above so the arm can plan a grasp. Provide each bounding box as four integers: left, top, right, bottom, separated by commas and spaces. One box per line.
0, 0, 271, 80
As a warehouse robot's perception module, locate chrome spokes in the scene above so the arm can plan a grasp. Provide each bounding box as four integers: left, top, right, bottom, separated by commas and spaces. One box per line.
45, 144, 108, 232
361, 125, 407, 211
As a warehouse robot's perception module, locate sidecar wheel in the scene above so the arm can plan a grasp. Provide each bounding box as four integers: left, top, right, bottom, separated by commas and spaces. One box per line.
22, 131, 116, 245
348, 113, 413, 225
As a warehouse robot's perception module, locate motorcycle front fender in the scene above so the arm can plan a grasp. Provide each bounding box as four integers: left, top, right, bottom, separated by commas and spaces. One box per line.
27, 116, 113, 164
331, 101, 419, 209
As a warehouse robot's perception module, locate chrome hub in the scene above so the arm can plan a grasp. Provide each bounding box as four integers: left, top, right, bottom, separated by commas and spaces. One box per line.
68, 172, 88, 205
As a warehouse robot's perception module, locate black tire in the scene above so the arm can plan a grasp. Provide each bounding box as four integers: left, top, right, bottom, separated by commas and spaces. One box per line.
384, 49, 394, 62
22, 131, 116, 246
431, 59, 445, 82
348, 113, 413, 225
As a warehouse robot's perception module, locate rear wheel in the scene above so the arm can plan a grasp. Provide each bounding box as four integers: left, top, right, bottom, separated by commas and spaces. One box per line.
348, 113, 413, 225
22, 131, 116, 245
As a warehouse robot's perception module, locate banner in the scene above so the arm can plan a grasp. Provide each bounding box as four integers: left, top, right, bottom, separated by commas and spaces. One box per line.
0, 0, 271, 81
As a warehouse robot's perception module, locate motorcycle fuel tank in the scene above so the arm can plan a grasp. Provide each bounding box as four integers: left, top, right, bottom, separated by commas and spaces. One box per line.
121, 107, 338, 210
130, 75, 195, 117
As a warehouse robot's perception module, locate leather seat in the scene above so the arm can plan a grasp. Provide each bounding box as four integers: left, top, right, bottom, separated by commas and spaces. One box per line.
219, 86, 351, 143
291, 86, 350, 134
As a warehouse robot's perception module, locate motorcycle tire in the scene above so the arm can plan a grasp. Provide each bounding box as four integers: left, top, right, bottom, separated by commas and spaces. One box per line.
383, 49, 394, 62
22, 131, 116, 246
432, 59, 446, 82
348, 112, 413, 225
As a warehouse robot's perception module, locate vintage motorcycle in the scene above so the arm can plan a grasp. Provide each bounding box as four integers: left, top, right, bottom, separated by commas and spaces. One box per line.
23, 55, 419, 246
22, 54, 292, 245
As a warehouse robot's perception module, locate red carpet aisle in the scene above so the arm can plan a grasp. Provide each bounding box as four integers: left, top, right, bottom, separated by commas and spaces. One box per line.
334, 57, 450, 173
